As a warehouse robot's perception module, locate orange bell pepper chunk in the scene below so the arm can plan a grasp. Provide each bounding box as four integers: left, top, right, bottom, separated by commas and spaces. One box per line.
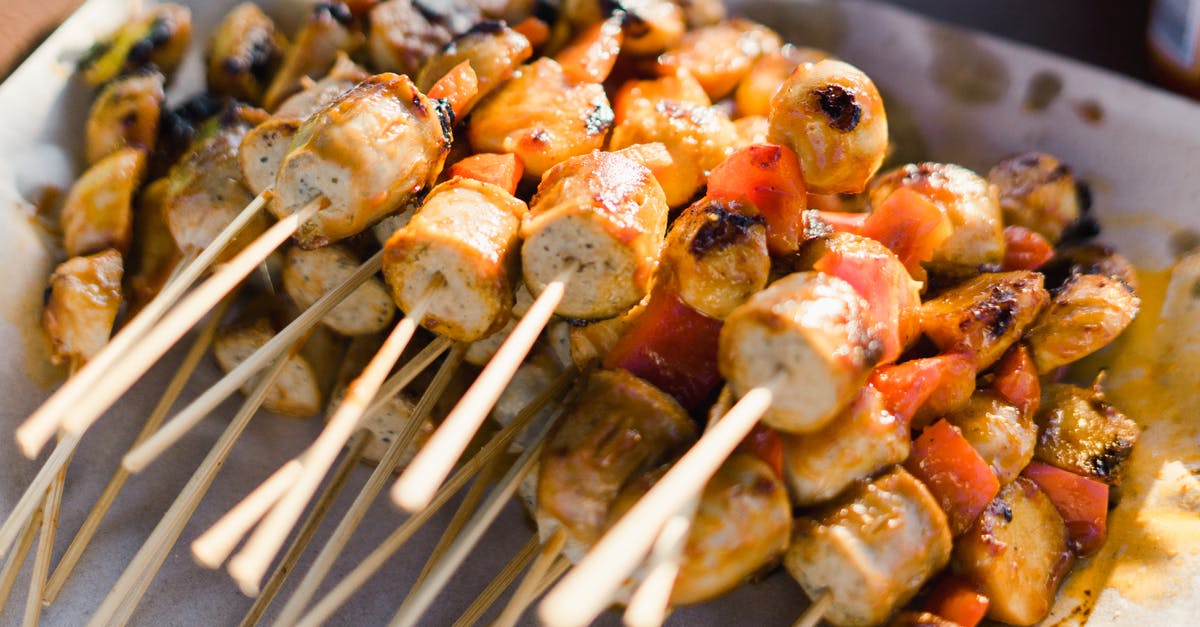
447, 153, 524, 195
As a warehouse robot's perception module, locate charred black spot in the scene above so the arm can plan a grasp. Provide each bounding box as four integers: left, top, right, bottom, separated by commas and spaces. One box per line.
465, 19, 506, 36
413, 0, 452, 25
813, 85, 861, 132
987, 499, 1014, 523
42, 285, 53, 306
121, 111, 139, 128
1089, 440, 1133, 481
532, 0, 559, 25
433, 98, 454, 145
222, 56, 248, 75
246, 35, 280, 83
584, 103, 615, 136
152, 93, 228, 176
128, 16, 174, 67
411, 92, 428, 117
965, 285, 1018, 340
1076, 179, 1093, 212
314, 1, 354, 25
689, 201, 765, 256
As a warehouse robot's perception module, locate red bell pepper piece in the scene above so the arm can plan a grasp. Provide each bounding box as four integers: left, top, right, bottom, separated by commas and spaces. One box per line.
1002, 225, 1055, 271
905, 420, 1001, 536
1022, 461, 1110, 555
924, 576, 990, 627
859, 187, 953, 278
707, 144, 808, 255
447, 153, 524, 195
813, 239, 921, 364
604, 290, 723, 412
992, 343, 1040, 416
427, 60, 479, 120
869, 354, 975, 428
736, 423, 784, 479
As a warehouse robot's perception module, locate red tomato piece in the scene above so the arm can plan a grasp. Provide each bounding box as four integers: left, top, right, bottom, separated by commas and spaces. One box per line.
992, 343, 1040, 416
869, 354, 975, 428
1023, 461, 1110, 555
1002, 225, 1055, 271
924, 576, 990, 627
707, 144, 808, 255
736, 423, 784, 479
905, 419, 1001, 536
447, 153, 524, 195
604, 290, 724, 412
813, 240, 921, 364
859, 187, 953, 277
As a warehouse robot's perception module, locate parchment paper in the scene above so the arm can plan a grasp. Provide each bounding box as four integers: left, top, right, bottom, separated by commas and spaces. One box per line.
0, 1, 1197, 625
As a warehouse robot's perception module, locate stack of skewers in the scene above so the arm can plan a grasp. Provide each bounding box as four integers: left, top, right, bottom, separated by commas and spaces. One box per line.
1, 1, 1146, 626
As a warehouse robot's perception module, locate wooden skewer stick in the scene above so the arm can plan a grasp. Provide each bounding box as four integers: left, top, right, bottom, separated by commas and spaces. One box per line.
392, 269, 572, 512
291, 365, 584, 627
16, 189, 268, 457
493, 529, 567, 627
43, 295, 233, 604
411, 452, 507, 589
238, 431, 371, 627
85, 340, 302, 627
532, 555, 572, 599
23, 436, 71, 626
269, 343, 468, 626
793, 591, 832, 627
0, 508, 43, 612
451, 533, 541, 627
122, 249, 383, 473
0, 434, 80, 562
57, 199, 323, 443
622, 498, 698, 627
229, 290, 436, 597
539, 384, 777, 627
191, 461, 306, 570
387, 414, 558, 627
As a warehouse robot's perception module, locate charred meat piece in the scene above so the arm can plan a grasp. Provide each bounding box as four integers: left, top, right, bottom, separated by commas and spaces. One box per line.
415, 21, 533, 110
125, 178, 180, 315
368, 0, 477, 78
42, 250, 124, 366
206, 3, 286, 105
944, 391, 1037, 484
988, 152, 1081, 244
919, 270, 1049, 370
953, 478, 1073, 626
60, 147, 146, 257
1034, 383, 1139, 486
786, 467, 953, 626
85, 69, 164, 164
1025, 273, 1140, 373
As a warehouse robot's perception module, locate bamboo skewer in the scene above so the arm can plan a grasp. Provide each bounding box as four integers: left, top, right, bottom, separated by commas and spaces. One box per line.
17, 189, 268, 458
451, 533, 541, 627
228, 291, 439, 596
493, 529, 567, 627
238, 430, 371, 627
43, 295, 233, 604
123, 250, 386, 472
269, 344, 468, 626
291, 365, 585, 627
86, 338, 303, 627
22, 438, 70, 627
392, 270, 572, 512
386, 414, 556, 627
0, 435, 80, 564
540, 384, 778, 627
0, 508, 43, 612
191, 461, 308, 571
411, 452, 507, 589
793, 591, 832, 627
622, 499, 698, 627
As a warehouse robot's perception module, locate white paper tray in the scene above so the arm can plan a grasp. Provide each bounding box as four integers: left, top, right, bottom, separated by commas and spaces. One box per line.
1, 1, 1198, 625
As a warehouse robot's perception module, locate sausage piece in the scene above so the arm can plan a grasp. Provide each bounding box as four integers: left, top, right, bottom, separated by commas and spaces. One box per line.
61, 147, 146, 257
42, 250, 124, 366
383, 176, 527, 342
719, 271, 882, 433
85, 70, 164, 164
786, 467, 953, 626
282, 244, 396, 336
767, 59, 888, 194
273, 73, 451, 249
521, 150, 669, 319
212, 316, 324, 417
537, 369, 696, 560
781, 385, 909, 505
263, 1, 364, 111
654, 19, 781, 100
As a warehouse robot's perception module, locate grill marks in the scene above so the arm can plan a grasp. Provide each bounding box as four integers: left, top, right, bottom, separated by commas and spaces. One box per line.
813, 85, 861, 132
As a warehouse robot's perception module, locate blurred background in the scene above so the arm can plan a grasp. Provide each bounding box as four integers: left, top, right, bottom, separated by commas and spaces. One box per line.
0, 0, 1162, 88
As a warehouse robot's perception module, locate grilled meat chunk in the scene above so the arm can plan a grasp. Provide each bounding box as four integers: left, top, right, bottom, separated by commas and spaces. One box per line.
987, 152, 1081, 244
415, 21, 533, 112
920, 270, 1049, 370
212, 316, 324, 417
61, 147, 146, 257
282, 244, 395, 336
944, 391, 1037, 484
85, 70, 164, 164
263, 1, 364, 111
654, 19, 780, 100
206, 3, 286, 104
1034, 383, 1139, 486
1025, 273, 1139, 373
42, 250, 124, 366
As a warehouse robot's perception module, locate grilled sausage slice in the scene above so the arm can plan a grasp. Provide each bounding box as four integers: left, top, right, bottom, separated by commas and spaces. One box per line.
415, 22, 533, 111
282, 244, 395, 336
521, 150, 670, 320
383, 176, 527, 342
919, 270, 1049, 371
537, 369, 696, 560
42, 250, 124, 366
263, 2, 363, 111
953, 478, 1073, 626
719, 271, 882, 433
61, 147, 146, 257
781, 385, 909, 505
85, 70, 164, 164
768, 59, 888, 195
273, 73, 451, 249
786, 467, 953, 626
212, 316, 323, 417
